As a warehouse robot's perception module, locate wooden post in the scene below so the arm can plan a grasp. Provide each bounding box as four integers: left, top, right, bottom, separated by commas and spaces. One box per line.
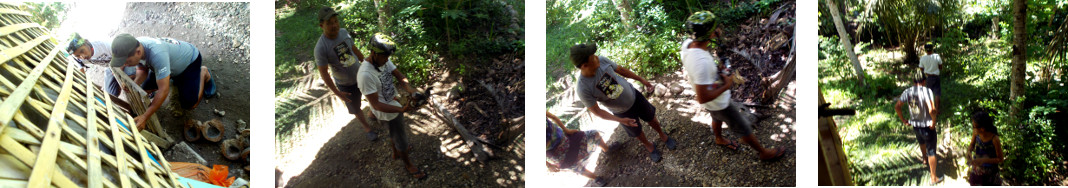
818, 91, 854, 185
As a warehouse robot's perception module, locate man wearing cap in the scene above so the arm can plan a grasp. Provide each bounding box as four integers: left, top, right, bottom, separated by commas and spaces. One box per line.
314, 6, 376, 140
110, 33, 217, 131
918, 43, 942, 112
570, 42, 677, 163
358, 33, 424, 179
680, 11, 787, 161
67, 32, 149, 97
895, 77, 942, 185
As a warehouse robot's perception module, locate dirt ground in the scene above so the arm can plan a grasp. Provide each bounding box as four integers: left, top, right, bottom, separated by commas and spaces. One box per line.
83, 2, 251, 179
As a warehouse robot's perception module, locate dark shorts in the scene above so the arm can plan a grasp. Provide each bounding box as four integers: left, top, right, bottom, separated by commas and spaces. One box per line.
384, 115, 409, 151
140, 53, 204, 109
172, 53, 204, 109
913, 127, 937, 156
104, 69, 122, 96
926, 75, 941, 97
611, 89, 657, 137
336, 83, 363, 114
708, 100, 755, 136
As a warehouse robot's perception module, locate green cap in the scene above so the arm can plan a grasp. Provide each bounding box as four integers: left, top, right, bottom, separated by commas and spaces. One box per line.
569, 43, 597, 68
368, 33, 396, 55
110, 33, 140, 67
318, 6, 338, 23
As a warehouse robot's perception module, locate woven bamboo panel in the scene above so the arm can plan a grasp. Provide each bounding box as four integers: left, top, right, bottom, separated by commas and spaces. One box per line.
0, 3, 184, 188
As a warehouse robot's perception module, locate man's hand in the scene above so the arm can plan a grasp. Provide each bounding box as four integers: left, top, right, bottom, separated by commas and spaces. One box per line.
719, 72, 734, 88
618, 118, 639, 127
134, 115, 147, 131
336, 91, 352, 103
641, 81, 654, 94
401, 103, 413, 112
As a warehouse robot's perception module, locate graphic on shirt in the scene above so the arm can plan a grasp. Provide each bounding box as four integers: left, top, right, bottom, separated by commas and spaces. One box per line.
334, 42, 356, 67
378, 66, 396, 103
596, 72, 623, 99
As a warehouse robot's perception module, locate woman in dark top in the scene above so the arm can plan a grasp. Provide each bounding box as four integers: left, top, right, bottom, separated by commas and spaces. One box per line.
967, 110, 1004, 185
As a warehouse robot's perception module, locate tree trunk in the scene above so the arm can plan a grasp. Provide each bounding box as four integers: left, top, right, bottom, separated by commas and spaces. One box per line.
373, 0, 388, 31
763, 29, 796, 104
903, 31, 919, 64
612, 0, 633, 28
991, 16, 999, 39
826, 0, 866, 85
1009, 0, 1027, 119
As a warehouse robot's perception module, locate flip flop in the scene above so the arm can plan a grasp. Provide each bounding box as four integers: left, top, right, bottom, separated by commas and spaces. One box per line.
407, 167, 428, 180
930, 176, 944, 185
665, 137, 678, 150
649, 147, 662, 163
204, 69, 218, 98
366, 131, 378, 141
716, 139, 741, 151
592, 177, 609, 187
760, 147, 789, 161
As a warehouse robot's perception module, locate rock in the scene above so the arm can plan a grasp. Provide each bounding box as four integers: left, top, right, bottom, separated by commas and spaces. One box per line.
214, 109, 226, 116
236, 119, 247, 129
671, 85, 684, 95
166, 142, 207, 165
654, 84, 669, 97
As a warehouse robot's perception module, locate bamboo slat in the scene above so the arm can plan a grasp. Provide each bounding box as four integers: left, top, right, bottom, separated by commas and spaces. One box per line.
0, 4, 185, 188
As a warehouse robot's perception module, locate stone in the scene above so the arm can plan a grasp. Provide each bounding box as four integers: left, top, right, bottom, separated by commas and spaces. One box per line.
214, 109, 226, 116
166, 142, 207, 165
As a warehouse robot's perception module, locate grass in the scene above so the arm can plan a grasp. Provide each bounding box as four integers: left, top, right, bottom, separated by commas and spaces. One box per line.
275, 6, 321, 95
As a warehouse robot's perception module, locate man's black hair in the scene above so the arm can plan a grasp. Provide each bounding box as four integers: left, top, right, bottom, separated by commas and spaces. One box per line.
914, 77, 925, 84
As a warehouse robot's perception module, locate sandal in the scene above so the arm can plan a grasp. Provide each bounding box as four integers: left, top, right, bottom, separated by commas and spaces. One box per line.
760, 147, 789, 161
366, 131, 378, 141
592, 177, 609, 187
665, 138, 678, 150
930, 176, 944, 185
204, 69, 218, 98
407, 167, 428, 180
649, 147, 662, 163
716, 139, 741, 151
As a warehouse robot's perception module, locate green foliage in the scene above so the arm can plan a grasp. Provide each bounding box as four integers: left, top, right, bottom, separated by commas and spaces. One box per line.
276, 0, 523, 89
1000, 104, 1061, 184
24, 2, 70, 31
546, 0, 785, 83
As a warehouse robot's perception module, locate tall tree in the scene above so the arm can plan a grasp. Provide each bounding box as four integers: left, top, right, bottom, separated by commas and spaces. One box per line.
373, 0, 389, 31
826, 0, 866, 85
612, 0, 633, 29
1009, 0, 1027, 118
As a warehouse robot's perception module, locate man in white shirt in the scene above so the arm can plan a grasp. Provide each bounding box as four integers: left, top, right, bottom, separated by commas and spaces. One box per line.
357, 33, 424, 180
918, 44, 942, 112
895, 77, 942, 185
680, 11, 786, 161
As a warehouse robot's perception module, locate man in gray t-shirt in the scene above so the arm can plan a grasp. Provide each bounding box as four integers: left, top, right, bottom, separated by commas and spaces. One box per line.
895, 77, 942, 184
571, 43, 676, 162
314, 7, 375, 140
